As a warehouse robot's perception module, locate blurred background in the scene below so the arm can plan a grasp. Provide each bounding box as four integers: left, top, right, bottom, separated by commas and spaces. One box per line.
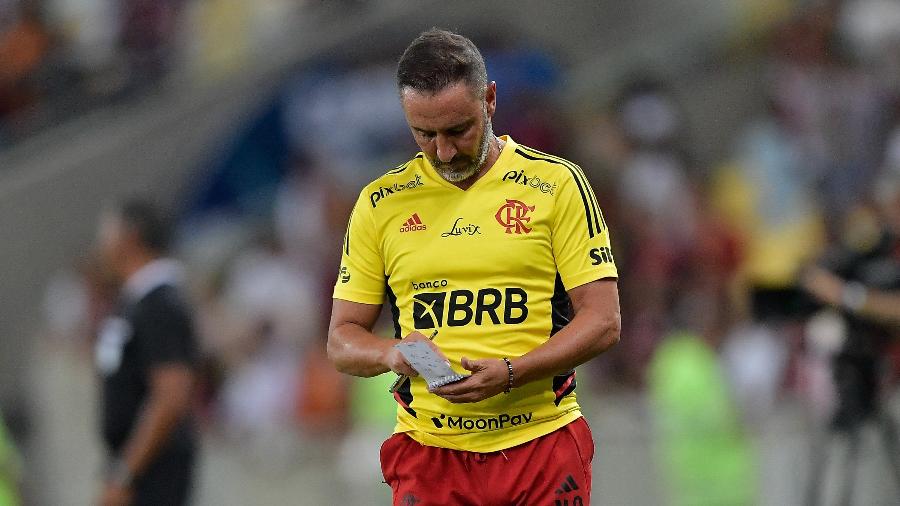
2, 0, 900, 504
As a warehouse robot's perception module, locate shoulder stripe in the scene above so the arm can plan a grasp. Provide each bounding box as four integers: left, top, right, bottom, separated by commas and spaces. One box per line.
344, 207, 353, 255
519, 146, 605, 233
515, 147, 597, 238
386, 154, 424, 175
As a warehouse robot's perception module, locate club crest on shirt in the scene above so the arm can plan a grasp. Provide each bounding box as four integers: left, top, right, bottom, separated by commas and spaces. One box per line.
495, 199, 535, 234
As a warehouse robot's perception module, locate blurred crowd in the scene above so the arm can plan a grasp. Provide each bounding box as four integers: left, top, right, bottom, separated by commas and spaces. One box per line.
21, 0, 900, 503
0, 0, 345, 145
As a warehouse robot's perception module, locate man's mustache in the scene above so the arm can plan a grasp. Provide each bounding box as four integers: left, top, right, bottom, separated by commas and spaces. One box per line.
434, 156, 471, 169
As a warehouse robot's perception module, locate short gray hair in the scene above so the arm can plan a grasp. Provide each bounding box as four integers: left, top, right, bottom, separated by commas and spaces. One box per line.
397, 28, 487, 98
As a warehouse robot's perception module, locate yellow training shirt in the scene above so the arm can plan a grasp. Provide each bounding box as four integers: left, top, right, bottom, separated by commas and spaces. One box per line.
333, 136, 618, 452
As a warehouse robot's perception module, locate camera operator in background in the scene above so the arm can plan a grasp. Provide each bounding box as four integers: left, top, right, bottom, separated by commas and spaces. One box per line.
800, 171, 900, 432
802, 172, 900, 325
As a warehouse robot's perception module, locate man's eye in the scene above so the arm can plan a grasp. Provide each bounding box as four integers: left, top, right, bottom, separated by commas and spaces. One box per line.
420, 131, 435, 139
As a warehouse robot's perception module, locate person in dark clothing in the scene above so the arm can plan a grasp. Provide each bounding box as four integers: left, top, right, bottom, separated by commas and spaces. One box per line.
94, 200, 198, 506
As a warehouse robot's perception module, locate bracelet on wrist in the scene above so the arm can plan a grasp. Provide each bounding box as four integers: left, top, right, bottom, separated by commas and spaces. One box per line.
502, 357, 514, 393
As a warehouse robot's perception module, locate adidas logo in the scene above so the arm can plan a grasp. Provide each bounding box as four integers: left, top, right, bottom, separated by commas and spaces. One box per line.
555, 474, 580, 495
400, 213, 427, 233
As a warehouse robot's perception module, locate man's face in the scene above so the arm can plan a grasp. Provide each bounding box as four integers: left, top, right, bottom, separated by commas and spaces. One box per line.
401, 81, 496, 183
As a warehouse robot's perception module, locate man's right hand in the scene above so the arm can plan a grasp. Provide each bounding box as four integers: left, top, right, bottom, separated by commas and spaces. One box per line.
380, 331, 443, 377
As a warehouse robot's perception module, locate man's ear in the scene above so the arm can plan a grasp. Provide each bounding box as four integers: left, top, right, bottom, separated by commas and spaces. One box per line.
485, 81, 497, 118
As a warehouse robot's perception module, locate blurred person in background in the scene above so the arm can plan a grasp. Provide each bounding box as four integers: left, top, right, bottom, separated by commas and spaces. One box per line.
0, 1, 52, 136
118, 0, 183, 86
604, 76, 700, 387
798, 169, 900, 502
94, 200, 198, 506
328, 29, 620, 505
801, 142, 900, 324
0, 410, 21, 506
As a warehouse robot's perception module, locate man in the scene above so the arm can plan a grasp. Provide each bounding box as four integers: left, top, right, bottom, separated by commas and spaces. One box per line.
94, 200, 198, 506
328, 29, 620, 504
802, 172, 900, 324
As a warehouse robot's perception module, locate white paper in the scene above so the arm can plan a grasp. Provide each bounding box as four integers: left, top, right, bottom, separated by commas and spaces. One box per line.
394, 340, 468, 389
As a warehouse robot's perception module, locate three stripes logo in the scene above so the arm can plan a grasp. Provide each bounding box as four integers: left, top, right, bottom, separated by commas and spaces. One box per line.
400, 213, 427, 233
554, 475, 584, 506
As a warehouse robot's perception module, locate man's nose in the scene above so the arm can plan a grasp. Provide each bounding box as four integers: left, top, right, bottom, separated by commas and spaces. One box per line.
436, 135, 457, 163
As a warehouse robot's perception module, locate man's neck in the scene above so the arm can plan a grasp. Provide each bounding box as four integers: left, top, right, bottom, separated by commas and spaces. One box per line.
451, 135, 504, 191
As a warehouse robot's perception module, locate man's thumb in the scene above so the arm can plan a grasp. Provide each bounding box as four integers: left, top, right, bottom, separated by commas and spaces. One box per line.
461, 356, 480, 371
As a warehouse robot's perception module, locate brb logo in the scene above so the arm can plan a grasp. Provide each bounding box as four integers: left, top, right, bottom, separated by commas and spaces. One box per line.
495, 199, 535, 234
412, 288, 529, 329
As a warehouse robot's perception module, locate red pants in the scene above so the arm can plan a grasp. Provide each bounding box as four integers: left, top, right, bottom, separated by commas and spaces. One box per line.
380, 417, 593, 506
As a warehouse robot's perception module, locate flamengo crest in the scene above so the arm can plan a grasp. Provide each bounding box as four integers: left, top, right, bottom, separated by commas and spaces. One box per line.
495, 199, 535, 234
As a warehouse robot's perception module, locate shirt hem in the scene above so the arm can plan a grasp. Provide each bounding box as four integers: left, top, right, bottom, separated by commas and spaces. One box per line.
561, 268, 618, 291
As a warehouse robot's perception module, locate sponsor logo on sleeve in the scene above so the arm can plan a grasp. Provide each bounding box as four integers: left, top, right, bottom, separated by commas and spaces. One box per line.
589, 246, 614, 265
339, 266, 350, 283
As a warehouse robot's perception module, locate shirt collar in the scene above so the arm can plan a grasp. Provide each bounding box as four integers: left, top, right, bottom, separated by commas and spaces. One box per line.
123, 258, 184, 302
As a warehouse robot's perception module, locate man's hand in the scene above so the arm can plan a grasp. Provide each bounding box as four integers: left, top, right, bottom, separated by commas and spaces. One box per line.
98, 481, 132, 506
431, 357, 508, 403
801, 266, 846, 307
380, 331, 443, 377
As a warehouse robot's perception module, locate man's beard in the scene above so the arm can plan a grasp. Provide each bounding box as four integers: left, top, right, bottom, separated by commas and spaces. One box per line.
431, 115, 493, 183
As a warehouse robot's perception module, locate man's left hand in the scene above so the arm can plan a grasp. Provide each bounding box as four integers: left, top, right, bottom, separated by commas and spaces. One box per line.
98, 481, 132, 506
431, 357, 509, 403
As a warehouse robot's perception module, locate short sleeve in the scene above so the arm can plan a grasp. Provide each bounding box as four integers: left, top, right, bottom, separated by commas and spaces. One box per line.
333, 190, 386, 304
135, 289, 198, 369
552, 166, 618, 290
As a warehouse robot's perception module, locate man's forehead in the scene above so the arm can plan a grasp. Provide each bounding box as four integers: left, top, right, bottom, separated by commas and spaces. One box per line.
401, 82, 481, 107
401, 83, 482, 126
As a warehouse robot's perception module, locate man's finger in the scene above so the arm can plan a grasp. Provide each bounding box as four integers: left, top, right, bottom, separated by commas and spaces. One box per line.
398, 367, 418, 377
404, 331, 428, 341
431, 376, 478, 395
435, 392, 480, 404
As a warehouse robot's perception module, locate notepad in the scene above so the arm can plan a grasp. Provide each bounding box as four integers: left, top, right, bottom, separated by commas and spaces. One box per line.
394, 340, 468, 389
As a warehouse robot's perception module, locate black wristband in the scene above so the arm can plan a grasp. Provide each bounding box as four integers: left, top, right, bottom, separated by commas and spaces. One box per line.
502, 357, 514, 393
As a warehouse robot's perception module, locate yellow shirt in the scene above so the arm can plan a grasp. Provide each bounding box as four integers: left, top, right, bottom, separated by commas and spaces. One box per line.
333, 136, 618, 452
